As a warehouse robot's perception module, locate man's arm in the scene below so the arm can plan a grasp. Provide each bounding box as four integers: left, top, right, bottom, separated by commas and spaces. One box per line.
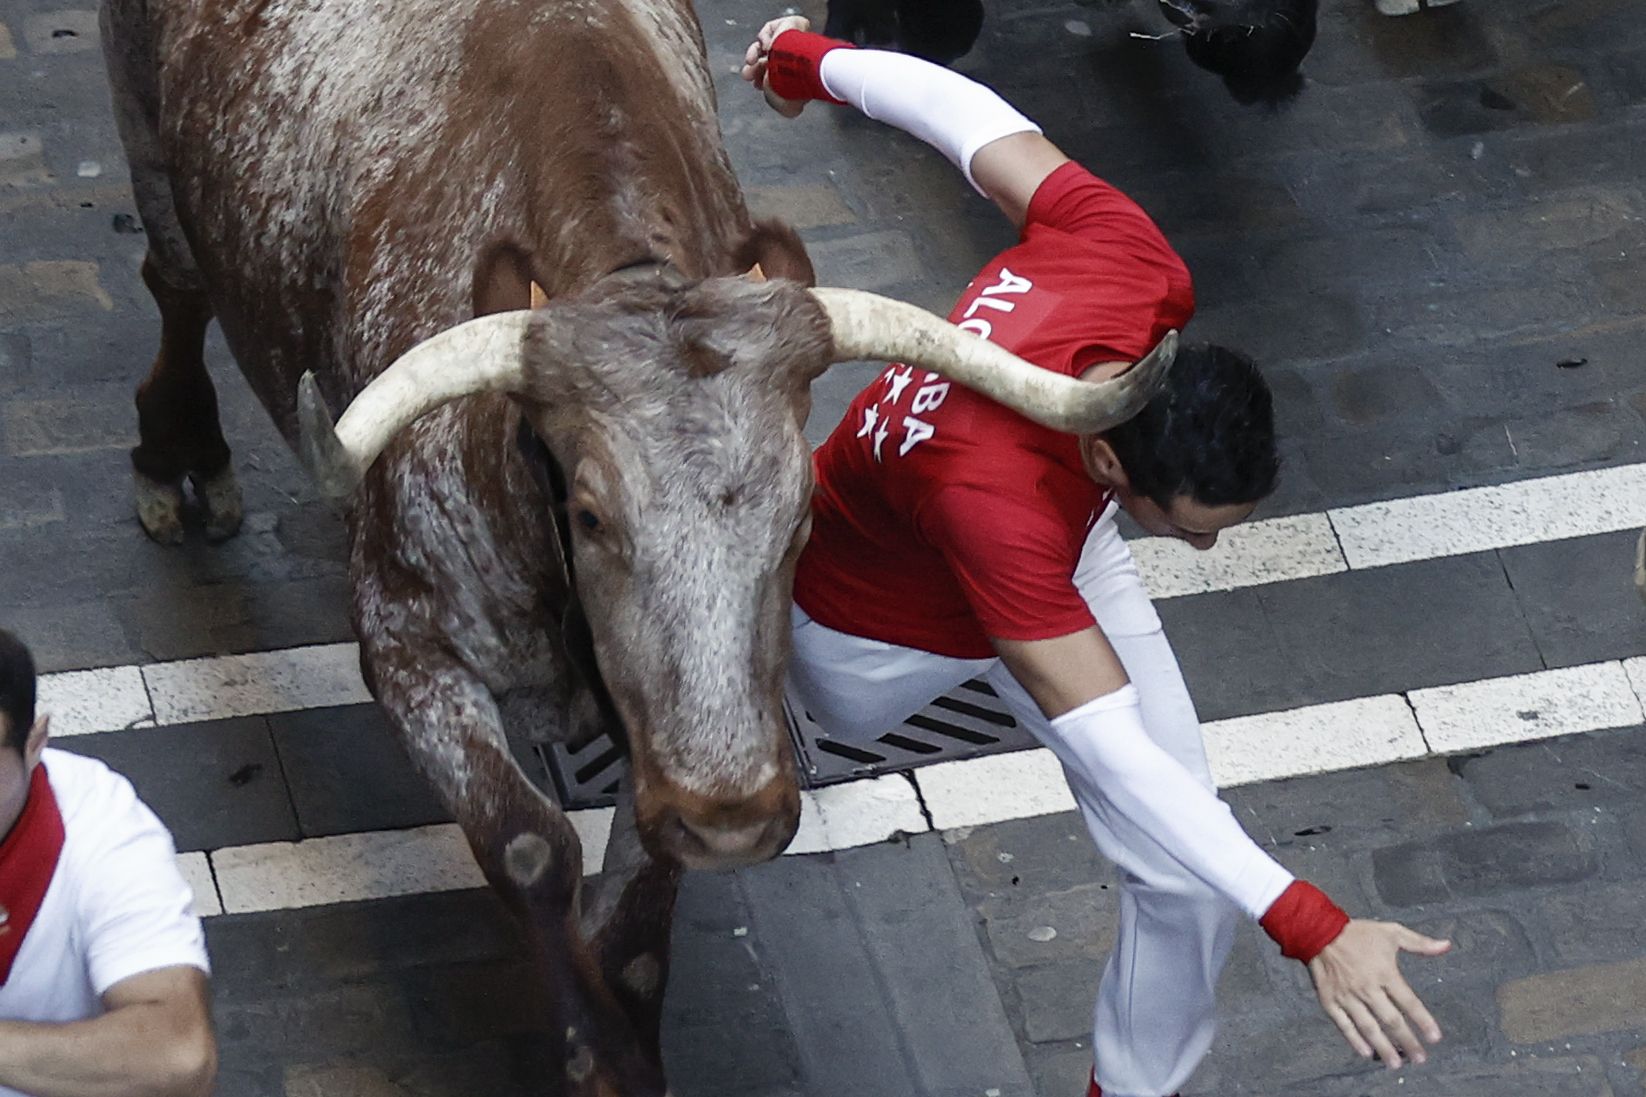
0, 966, 215, 1097
742, 18, 1069, 228
995, 627, 1451, 1069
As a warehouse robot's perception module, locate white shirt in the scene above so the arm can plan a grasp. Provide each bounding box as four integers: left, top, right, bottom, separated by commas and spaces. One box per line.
0, 748, 210, 1086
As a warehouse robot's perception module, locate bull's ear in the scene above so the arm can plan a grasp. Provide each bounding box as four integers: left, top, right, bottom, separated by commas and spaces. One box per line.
733, 219, 815, 287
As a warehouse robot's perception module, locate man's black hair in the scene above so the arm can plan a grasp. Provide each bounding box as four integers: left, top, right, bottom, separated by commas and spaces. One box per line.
1103, 342, 1279, 510
1172, 0, 1317, 106
0, 629, 36, 754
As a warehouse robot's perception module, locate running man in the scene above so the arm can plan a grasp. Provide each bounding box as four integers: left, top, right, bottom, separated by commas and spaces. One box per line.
742, 19, 1452, 1096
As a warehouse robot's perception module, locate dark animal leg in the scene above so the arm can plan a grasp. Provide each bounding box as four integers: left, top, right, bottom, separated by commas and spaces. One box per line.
101, 0, 241, 544
364, 632, 670, 1097
580, 783, 681, 1054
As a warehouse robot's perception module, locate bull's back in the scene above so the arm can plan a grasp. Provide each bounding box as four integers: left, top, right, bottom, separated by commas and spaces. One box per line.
136, 0, 732, 437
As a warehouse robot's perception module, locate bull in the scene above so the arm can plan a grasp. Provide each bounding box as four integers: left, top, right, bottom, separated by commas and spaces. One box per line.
823, 0, 1318, 104
96, 0, 1171, 1090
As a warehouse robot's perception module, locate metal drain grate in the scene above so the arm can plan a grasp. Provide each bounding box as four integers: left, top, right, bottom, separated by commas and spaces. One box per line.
541, 678, 1036, 809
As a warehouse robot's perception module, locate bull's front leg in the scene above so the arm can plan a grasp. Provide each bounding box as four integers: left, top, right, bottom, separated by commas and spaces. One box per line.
362, 634, 669, 1097
580, 785, 680, 1052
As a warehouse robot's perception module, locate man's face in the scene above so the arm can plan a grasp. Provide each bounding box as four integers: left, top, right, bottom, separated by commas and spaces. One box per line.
0, 715, 45, 840
1114, 486, 1255, 551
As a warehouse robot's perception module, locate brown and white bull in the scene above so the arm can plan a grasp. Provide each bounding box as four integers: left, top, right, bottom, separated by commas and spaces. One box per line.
97, 0, 1171, 1090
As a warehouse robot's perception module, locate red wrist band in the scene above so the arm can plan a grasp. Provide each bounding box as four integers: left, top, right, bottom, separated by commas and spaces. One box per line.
1259, 880, 1350, 963
766, 30, 853, 105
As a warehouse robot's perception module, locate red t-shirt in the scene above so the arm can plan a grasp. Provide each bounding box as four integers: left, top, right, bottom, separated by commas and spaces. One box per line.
794, 162, 1194, 658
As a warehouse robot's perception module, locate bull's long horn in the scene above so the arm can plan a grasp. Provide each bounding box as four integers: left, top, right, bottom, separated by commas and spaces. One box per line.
298, 311, 534, 498
810, 287, 1175, 435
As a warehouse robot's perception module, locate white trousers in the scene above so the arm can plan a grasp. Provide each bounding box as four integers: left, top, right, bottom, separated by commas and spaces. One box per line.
788, 512, 1238, 1097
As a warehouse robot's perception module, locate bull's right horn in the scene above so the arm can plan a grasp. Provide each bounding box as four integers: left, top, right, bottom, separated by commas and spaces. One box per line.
810, 287, 1174, 435
298, 312, 534, 498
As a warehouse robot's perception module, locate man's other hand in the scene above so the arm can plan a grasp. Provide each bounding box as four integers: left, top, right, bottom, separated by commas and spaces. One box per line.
741, 14, 813, 117
1309, 919, 1452, 1070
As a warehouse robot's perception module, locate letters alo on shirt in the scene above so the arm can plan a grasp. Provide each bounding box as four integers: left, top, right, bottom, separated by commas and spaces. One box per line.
855, 267, 1035, 461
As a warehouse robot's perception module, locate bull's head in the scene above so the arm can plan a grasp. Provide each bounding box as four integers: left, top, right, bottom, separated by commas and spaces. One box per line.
298, 274, 1174, 869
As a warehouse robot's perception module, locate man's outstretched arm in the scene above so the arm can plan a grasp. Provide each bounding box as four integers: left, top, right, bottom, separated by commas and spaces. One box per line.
0, 966, 216, 1097
741, 16, 1069, 227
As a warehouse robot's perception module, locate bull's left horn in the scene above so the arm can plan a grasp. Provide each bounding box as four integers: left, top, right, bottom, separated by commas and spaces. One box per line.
809, 287, 1174, 435
297, 311, 535, 498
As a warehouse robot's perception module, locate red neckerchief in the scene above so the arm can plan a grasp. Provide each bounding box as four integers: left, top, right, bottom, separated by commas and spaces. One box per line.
0, 764, 65, 985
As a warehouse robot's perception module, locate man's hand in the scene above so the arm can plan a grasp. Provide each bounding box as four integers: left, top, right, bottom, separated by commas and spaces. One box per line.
741, 14, 813, 118
1308, 919, 1452, 1070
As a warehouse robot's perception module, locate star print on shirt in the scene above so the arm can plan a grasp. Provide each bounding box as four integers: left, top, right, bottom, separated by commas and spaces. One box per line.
857, 404, 880, 439
885, 365, 915, 404
873, 418, 890, 462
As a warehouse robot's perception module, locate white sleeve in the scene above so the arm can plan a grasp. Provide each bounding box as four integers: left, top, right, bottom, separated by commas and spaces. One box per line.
1048, 685, 1295, 920
817, 48, 1042, 195
75, 774, 210, 996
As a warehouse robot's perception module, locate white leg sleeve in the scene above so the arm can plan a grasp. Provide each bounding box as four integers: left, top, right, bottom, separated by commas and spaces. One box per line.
818, 48, 1041, 194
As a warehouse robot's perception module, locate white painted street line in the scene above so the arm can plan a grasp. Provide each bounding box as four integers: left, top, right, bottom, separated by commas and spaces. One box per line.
1329, 463, 1646, 571
211, 824, 485, 914
177, 652, 1646, 918
789, 774, 928, 855
176, 851, 223, 918
1202, 694, 1426, 788
142, 642, 370, 726
37, 665, 152, 737
1132, 512, 1346, 600
1409, 662, 1646, 753
918, 748, 1075, 832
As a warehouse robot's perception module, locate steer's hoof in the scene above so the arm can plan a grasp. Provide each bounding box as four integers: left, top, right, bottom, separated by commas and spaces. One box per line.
134, 472, 186, 545
193, 466, 244, 542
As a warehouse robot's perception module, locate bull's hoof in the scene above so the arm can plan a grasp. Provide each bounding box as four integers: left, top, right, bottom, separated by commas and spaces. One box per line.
134, 472, 186, 545
192, 466, 244, 542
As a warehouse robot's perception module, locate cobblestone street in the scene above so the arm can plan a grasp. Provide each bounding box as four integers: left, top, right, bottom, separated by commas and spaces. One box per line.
3, 0, 1646, 1093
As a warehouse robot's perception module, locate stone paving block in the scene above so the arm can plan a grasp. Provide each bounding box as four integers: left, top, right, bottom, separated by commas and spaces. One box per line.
0, 260, 112, 327
269, 703, 450, 839
838, 835, 1038, 1097
1254, 1055, 1616, 1097
0, 476, 64, 530
1023, 1042, 1093, 1097
406, 961, 552, 1048
204, 891, 517, 999
1453, 188, 1646, 261
113, 573, 354, 663
1418, 66, 1598, 139
980, 882, 1119, 969
1536, 883, 1646, 968
1156, 587, 1301, 723
1189, 290, 1366, 366
1500, 958, 1646, 1044
1501, 530, 1646, 670
20, 9, 98, 53
64, 717, 299, 852
1226, 757, 1472, 852
215, 982, 425, 1063
1252, 553, 1545, 709
0, 20, 14, 59
0, 130, 45, 185
1293, 417, 1520, 506
1, 382, 131, 456
744, 183, 857, 229
1372, 820, 1600, 908
1016, 961, 1101, 1044
0, 598, 138, 672
944, 811, 1109, 909
805, 229, 928, 293
1325, 360, 1446, 427
1450, 729, 1646, 819
1403, 908, 1541, 989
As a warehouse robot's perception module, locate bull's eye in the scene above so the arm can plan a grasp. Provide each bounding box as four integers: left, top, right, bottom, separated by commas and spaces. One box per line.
576, 508, 601, 532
